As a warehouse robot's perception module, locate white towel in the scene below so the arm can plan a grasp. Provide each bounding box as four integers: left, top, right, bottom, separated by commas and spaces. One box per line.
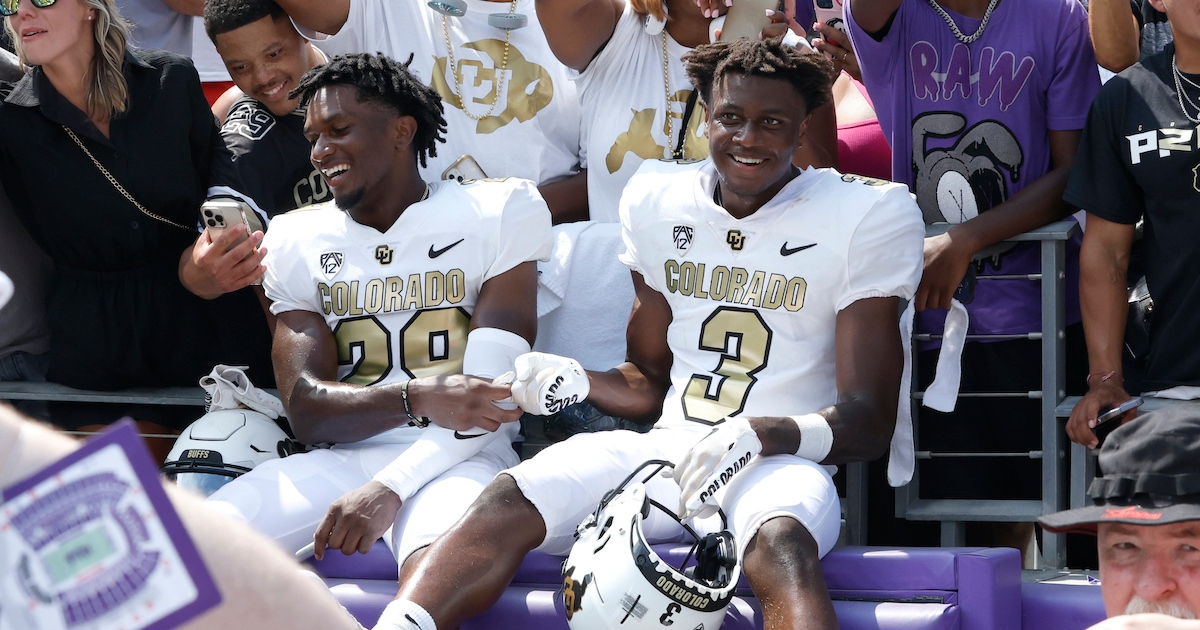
199, 364, 286, 419
534, 222, 633, 371
889, 299, 968, 487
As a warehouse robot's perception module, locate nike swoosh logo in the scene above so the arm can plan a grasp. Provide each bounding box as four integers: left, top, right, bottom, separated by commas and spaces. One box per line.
453, 431, 486, 440
428, 238, 464, 258
780, 242, 817, 256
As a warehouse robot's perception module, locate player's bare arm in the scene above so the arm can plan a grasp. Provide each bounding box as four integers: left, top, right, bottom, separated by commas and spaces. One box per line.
1089, 0, 1141, 72
751, 295, 904, 462
273, 0, 350, 39
274, 263, 534, 445
584, 270, 676, 422
535, 0, 625, 70
538, 169, 591, 224
915, 128, 1081, 312
1068, 214, 1138, 448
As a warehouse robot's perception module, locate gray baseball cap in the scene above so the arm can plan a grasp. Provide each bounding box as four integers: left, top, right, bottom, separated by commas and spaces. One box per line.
1039, 404, 1200, 535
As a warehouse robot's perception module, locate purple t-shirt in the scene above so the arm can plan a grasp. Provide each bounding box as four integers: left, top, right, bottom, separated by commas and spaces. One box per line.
846, 0, 1098, 337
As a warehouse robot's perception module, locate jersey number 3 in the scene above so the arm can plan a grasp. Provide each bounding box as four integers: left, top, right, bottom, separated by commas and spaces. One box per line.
682, 307, 773, 424
333, 307, 471, 385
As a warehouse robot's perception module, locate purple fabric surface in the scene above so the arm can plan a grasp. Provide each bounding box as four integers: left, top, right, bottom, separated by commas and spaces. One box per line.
1021, 582, 1105, 630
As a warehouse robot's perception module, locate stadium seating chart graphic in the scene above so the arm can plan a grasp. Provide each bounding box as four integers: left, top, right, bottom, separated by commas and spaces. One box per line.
0, 421, 219, 629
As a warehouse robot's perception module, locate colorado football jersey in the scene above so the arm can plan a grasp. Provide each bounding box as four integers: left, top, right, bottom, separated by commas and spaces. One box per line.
262, 178, 551, 437
619, 160, 923, 429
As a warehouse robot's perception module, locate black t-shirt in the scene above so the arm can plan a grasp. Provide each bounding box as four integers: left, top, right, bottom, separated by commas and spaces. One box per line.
221, 96, 329, 218
1065, 44, 1200, 391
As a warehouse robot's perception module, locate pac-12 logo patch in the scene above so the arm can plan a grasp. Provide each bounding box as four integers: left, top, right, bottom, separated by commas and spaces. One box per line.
320, 252, 344, 279
672, 224, 694, 254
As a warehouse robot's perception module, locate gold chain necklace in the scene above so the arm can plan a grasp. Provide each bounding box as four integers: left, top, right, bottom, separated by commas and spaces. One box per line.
441, 0, 518, 121
660, 30, 683, 160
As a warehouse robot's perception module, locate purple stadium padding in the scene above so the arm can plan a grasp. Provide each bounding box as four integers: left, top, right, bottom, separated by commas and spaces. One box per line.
1021, 582, 1105, 630
312, 544, 1021, 630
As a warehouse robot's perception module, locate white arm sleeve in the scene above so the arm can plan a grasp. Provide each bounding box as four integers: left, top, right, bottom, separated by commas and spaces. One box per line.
371, 327, 529, 501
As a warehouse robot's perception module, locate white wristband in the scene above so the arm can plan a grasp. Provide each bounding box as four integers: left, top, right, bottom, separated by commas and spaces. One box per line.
792, 413, 833, 462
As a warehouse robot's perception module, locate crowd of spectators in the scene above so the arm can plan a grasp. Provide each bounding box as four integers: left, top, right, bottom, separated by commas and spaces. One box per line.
0, 0, 1194, 570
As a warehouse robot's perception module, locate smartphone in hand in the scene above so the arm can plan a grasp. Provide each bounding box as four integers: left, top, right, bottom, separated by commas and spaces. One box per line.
201, 199, 253, 250
720, 0, 784, 41
813, 0, 846, 32
1094, 396, 1145, 447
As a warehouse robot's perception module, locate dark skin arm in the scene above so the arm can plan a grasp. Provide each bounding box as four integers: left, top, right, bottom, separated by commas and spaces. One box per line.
587, 272, 903, 462
751, 296, 903, 463
1089, 0, 1141, 73
535, 0, 624, 71
1067, 214, 1137, 448
538, 170, 591, 224
276, 261, 536, 445
274, 0, 351, 38
915, 129, 1081, 311
850, 0, 904, 37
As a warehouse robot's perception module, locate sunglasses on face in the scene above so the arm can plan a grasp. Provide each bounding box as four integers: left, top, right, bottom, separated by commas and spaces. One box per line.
0, 0, 60, 17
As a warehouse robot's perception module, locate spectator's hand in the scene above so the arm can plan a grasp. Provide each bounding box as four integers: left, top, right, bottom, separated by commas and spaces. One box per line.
508, 352, 590, 416
675, 417, 762, 520
412, 374, 523, 432
1088, 614, 1200, 630
758, 9, 793, 39
694, 0, 728, 20
914, 233, 974, 312
313, 481, 401, 560
1068, 379, 1136, 449
812, 21, 861, 82
180, 224, 266, 299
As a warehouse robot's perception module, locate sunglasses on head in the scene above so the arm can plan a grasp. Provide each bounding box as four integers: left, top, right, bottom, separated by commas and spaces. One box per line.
0, 0, 61, 17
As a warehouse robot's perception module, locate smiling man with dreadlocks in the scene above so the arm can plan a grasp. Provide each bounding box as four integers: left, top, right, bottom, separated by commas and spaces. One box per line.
363, 37, 924, 630
207, 52, 552, 575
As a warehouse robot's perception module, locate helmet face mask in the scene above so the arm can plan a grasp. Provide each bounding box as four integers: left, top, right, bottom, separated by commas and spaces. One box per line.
563, 461, 741, 630
160, 409, 289, 497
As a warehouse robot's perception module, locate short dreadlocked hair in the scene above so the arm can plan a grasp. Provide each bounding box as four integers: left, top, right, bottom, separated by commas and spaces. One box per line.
204, 0, 287, 42
289, 53, 447, 168
683, 38, 834, 113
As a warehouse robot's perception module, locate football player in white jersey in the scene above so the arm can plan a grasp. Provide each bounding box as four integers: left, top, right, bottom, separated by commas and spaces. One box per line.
367, 38, 924, 630
206, 53, 552, 572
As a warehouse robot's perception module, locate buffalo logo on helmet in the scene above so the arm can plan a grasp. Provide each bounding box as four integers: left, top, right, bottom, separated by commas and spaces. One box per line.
562, 566, 592, 620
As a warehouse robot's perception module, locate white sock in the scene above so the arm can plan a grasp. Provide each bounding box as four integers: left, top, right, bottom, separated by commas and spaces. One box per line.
372, 600, 437, 630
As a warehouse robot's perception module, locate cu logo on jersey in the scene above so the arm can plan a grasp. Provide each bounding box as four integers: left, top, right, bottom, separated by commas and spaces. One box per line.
222, 101, 276, 141
726, 230, 746, 251
374, 245, 394, 265
320, 252, 344, 280
672, 224, 694, 255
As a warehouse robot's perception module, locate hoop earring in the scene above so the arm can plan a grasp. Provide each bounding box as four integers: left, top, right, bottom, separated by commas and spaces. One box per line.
644, 2, 667, 35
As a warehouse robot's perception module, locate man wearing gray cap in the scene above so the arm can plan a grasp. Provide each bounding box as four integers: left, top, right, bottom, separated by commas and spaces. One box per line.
1041, 405, 1200, 628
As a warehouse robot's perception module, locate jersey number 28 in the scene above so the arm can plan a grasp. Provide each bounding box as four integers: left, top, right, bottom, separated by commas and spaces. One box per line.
333, 307, 471, 385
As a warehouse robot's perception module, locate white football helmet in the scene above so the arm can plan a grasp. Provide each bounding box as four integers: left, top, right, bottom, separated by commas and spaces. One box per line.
161, 409, 289, 497
563, 461, 740, 630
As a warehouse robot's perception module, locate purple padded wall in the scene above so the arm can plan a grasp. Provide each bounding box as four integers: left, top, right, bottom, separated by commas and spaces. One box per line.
314, 545, 1021, 630
1021, 582, 1105, 630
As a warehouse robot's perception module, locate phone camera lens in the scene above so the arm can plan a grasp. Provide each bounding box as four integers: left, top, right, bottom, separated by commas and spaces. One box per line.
206, 219, 216, 227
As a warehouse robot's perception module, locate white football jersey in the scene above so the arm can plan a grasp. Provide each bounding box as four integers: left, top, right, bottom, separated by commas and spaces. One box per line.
578, 1, 709, 224
262, 178, 552, 435
298, 0, 581, 187
619, 161, 924, 429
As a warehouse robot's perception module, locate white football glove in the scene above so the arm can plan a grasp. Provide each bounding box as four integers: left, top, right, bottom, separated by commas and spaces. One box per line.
674, 418, 762, 520
507, 352, 590, 415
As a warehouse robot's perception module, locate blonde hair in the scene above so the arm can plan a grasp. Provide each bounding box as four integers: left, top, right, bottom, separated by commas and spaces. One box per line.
630, 0, 667, 22
6, 0, 131, 120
